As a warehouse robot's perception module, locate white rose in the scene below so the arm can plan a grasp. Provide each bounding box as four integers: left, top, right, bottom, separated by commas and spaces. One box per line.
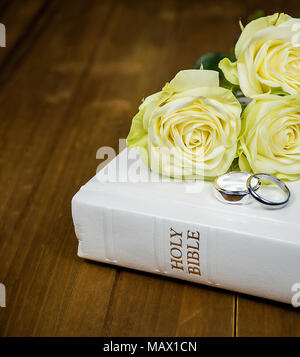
219, 13, 300, 97
127, 70, 241, 180
239, 94, 300, 181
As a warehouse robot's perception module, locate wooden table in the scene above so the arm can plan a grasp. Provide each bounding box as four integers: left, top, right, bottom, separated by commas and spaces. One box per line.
0, 0, 300, 337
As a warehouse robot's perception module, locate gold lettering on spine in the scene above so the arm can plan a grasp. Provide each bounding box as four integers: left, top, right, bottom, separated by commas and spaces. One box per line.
170, 247, 182, 259
187, 230, 201, 276
170, 227, 183, 239
187, 230, 200, 241
169, 228, 184, 271
171, 258, 184, 271
169, 228, 201, 276
188, 266, 201, 276
187, 251, 200, 265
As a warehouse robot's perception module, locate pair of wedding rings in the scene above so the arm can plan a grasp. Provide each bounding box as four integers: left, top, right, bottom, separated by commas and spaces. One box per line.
214, 171, 291, 209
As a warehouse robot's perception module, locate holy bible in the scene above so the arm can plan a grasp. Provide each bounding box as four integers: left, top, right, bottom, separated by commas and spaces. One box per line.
72, 148, 300, 305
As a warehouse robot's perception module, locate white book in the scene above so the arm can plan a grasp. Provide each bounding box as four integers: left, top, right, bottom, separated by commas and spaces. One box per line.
72, 148, 300, 305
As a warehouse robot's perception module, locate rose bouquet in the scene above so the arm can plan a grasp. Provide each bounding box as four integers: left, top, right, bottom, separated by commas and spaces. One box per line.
127, 13, 300, 181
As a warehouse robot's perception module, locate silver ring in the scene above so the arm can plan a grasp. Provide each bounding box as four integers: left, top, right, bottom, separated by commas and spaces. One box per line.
246, 173, 291, 209
214, 171, 260, 205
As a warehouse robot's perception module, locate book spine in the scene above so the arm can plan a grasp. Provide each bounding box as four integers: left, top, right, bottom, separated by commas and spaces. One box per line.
72, 190, 300, 305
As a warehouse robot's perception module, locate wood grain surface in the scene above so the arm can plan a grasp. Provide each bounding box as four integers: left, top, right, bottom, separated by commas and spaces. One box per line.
0, 0, 299, 337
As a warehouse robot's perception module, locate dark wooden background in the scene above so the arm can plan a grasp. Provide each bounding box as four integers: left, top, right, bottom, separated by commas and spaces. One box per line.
0, 0, 300, 337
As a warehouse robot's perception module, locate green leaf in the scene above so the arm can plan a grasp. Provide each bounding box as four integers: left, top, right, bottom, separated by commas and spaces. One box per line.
220, 78, 240, 96
228, 157, 240, 171
247, 10, 265, 23
195, 52, 227, 79
195, 53, 242, 96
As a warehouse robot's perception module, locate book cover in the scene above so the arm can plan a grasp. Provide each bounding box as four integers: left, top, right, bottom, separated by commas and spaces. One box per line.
72, 148, 300, 304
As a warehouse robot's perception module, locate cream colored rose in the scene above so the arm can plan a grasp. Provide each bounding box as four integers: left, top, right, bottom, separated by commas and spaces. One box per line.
219, 13, 300, 97
127, 70, 241, 180
239, 94, 300, 180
